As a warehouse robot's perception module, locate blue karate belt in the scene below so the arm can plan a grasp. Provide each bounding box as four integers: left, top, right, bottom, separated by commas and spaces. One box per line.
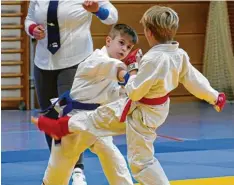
40, 90, 100, 116
40, 90, 100, 145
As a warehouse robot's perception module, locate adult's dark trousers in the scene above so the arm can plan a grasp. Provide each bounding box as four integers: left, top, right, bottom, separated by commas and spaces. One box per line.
34, 64, 84, 170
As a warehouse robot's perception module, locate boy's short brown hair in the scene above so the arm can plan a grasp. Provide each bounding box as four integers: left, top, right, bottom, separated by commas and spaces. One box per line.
140, 5, 179, 43
109, 23, 138, 44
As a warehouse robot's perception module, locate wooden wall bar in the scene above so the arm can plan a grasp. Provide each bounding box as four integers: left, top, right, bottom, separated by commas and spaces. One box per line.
1, 1, 30, 109
91, 1, 210, 102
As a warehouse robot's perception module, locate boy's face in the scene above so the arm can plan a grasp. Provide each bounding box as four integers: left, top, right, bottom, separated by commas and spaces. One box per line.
106, 34, 135, 60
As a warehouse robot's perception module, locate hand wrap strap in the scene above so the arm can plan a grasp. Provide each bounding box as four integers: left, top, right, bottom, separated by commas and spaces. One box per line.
127, 62, 138, 72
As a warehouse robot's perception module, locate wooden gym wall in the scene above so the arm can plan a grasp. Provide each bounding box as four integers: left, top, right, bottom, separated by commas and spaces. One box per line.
1, 1, 211, 109
1, 1, 30, 109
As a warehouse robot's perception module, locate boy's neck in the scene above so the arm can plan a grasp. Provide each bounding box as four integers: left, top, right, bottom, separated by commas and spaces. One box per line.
149, 40, 159, 48
150, 40, 172, 48
105, 45, 112, 58
104, 45, 112, 58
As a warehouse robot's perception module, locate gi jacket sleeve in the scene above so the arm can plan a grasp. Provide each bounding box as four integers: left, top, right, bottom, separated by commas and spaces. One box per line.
96, 58, 127, 81
125, 55, 162, 101
179, 51, 218, 104
79, 53, 127, 82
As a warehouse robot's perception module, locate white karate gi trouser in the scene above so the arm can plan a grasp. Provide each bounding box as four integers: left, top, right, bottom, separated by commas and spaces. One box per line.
42, 109, 133, 185
69, 97, 171, 185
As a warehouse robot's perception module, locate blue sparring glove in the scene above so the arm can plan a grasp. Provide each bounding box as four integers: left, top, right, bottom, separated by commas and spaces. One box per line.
118, 72, 130, 86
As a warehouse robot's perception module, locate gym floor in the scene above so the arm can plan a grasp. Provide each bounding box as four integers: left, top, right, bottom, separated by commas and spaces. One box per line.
1, 101, 234, 185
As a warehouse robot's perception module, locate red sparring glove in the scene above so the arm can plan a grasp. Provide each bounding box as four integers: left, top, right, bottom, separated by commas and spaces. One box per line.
123, 48, 143, 72
38, 116, 71, 138
214, 92, 226, 112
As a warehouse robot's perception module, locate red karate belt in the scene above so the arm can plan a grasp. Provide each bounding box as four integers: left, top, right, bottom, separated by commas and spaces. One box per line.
120, 94, 169, 122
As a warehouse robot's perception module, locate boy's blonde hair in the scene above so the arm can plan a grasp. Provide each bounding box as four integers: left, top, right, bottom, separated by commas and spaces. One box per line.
109, 24, 138, 44
140, 5, 179, 43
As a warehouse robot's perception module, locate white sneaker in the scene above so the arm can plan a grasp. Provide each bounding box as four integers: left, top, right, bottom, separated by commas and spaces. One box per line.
72, 168, 87, 185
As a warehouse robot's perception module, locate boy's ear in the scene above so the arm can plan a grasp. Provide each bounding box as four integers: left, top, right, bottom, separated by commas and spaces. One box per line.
149, 29, 154, 37
145, 27, 152, 37
106, 36, 112, 47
